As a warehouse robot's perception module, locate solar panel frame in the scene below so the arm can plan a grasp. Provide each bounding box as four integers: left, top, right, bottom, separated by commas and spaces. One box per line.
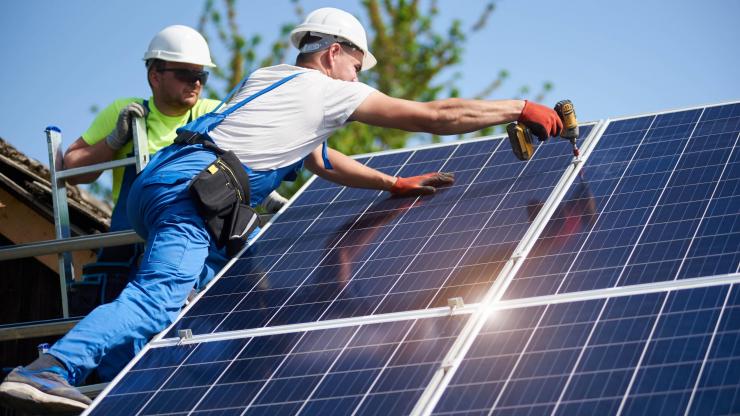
412, 101, 740, 415
85, 125, 606, 414
430, 278, 740, 416
86, 313, 474, 416
84, 101, 740, 416
502, 102, 740, 299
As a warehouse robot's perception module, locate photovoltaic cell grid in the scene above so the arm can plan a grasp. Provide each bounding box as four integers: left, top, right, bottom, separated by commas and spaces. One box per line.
167, 128, 592, 337
89, 315, 467, 416
504, 103, 740, 300
434, 283, 739, 416
89, 102, 740, 416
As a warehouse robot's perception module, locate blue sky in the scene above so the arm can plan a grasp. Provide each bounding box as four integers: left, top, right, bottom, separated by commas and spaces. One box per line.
1, 0, 738, 170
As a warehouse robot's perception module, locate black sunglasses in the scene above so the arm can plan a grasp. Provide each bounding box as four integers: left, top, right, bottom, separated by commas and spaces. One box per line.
157, 68, 209, 85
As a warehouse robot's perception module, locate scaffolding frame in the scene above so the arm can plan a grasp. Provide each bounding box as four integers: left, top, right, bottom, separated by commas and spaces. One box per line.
0, 118, 148, 320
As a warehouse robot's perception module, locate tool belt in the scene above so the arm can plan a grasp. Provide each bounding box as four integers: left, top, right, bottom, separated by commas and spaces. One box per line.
174, 131, 259, 257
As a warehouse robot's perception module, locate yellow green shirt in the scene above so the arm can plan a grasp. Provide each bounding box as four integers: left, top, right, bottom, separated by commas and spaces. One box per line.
82, 97, 220, 202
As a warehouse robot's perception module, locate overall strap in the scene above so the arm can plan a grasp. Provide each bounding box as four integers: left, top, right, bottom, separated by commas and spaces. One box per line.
210, 72, 250, 114
218, 72, 332, 170
220, 72, 303, 117
178, 72, 304, 137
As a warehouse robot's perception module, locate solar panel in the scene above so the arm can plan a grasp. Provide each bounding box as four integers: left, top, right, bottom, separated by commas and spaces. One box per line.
88, 315, 468, 415
165, 126, 594, 337
85, 102, 739, 415
503, 103, 740, 300
433, 283, 739, 415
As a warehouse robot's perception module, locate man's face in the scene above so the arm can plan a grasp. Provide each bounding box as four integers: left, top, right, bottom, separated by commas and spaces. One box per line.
151, 62, 206, 111
329, 45, 363, 82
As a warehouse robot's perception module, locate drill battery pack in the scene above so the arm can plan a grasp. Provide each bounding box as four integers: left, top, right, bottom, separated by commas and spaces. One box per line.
507, 122, 535, 161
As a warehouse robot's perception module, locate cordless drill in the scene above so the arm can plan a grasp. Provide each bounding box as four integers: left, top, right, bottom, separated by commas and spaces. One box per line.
507, 99, 580, 161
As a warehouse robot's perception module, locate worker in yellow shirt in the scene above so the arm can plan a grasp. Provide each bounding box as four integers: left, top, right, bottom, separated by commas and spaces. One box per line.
59, 25, 284, 384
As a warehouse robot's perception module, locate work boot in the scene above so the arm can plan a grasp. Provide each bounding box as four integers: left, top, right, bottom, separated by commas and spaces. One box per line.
0, 354, 91, 414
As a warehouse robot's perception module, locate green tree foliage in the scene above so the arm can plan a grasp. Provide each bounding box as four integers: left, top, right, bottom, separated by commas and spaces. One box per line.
198, 0, 301, 98
199, 0, 552, 196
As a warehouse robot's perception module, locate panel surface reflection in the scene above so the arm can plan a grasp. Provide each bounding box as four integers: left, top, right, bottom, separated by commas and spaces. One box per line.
90, 315, 466, 415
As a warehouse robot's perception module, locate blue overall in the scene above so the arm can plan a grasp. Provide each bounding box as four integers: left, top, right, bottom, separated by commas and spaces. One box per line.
48, 72, 315, 385
90, 104, 231, 381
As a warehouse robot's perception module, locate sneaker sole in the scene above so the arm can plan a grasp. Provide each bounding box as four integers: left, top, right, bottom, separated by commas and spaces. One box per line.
0, 381, 89, 414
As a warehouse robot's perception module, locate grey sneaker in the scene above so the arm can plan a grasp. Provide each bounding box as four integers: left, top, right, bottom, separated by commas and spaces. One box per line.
0, 365, 91, 414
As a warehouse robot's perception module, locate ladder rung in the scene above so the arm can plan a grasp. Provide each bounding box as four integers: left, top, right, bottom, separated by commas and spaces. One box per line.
55, 157, 138, 180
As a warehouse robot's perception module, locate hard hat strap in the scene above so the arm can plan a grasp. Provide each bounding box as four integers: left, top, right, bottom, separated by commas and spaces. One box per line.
299, 32, 357, 54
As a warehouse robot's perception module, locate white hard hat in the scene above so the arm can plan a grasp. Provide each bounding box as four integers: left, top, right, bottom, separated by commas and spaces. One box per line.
290, 7, 376, 71
143, 25, 216, 67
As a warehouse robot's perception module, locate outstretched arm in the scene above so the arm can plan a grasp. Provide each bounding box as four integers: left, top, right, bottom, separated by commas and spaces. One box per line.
350, 92, 560, 138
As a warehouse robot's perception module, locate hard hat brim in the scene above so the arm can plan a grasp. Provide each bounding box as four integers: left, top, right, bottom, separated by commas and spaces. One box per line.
361, 52, 376, 71
143, 51, 217, 67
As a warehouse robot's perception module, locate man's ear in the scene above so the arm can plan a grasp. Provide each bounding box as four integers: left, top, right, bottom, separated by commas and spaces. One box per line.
326, 43, 342, 68
148, 68, 161, 89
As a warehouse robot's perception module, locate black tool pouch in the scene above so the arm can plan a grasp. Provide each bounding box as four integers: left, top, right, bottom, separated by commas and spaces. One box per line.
180, 133, 259, 257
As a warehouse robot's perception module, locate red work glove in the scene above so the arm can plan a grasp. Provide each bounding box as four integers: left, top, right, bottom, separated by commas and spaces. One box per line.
390, 172, 455, 197
518, 100, 563, 140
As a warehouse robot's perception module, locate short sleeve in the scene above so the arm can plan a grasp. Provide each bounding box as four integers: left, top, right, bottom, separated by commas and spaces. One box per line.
321, 78, 377, 130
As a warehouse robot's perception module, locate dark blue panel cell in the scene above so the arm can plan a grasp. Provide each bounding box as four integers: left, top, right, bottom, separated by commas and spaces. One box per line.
186, 338, 250, 364
363, 151, 411, 169
243, 403, 304, 416
311, 369, 379, 398
354, 391, 424, 416
130, 342, 197, 370
163, 361, 230, 389
192, 408, 254, 415
195, 381, 261, 411
87, 392, 153, 416
110, 367, 174, 395
253, 374, 324, 404
139, 386, 211, 414
299, 396, 363, 415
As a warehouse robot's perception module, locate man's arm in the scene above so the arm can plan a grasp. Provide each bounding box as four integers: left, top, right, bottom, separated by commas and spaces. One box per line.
62, 138, 117, 184
305, 146, 396, 190
63, 102, 148, 184
305, 146, 454, 196
350, 92, 558, 136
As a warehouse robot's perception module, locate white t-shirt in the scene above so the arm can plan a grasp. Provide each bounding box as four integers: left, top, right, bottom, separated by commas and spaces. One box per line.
208, 64, 377, 171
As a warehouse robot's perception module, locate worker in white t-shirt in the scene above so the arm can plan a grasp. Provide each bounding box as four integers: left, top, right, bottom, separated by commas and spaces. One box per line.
0, 7, 562, 414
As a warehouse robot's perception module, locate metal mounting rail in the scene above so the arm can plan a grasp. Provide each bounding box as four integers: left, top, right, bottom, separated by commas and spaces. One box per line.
0, 318, 82, 342
79, 383, 107, 399
0, 230, 143, 261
